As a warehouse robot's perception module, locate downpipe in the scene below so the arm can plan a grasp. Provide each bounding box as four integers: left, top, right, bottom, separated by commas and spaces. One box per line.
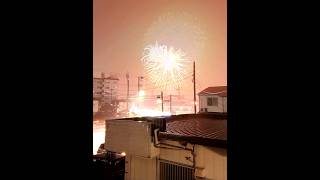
153, 129, 197, 180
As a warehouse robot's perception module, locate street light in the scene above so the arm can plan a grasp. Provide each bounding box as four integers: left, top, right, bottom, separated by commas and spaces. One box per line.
138, 90, 145, 97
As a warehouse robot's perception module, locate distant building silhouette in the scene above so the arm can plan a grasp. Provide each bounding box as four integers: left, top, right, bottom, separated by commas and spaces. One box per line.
93, 72, 119, 111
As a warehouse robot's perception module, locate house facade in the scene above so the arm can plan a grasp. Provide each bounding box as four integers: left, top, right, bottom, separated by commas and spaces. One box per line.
198, 86, 227, 113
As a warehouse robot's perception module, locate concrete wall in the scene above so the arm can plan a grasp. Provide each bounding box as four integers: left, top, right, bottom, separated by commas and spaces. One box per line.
199, 95, 227, 112
106, 121, 152, 158
105, 120, 160, 158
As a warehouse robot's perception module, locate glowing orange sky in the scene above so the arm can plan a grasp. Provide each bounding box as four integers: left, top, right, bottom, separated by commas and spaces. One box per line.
94, 0, 226, 97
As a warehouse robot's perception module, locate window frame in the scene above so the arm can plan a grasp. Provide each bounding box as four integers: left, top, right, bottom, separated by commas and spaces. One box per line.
207, 97, 218, 106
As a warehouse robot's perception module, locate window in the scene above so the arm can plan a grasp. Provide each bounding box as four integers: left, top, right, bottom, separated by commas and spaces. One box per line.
207, 97, 218, 106
160, 160, 194, 180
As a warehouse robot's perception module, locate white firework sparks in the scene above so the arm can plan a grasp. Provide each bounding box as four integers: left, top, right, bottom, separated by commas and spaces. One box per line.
143, 12, 206, 60
141, 42, 192, 90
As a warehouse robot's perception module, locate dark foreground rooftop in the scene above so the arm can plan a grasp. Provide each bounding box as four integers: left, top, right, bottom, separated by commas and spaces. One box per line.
158, 113, 227, 149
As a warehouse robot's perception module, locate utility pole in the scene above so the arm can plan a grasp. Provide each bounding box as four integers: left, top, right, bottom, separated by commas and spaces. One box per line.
101, 72, 105, 110
193, 61, 196, 114
138, 76, 143, 93
110, 88, 112, 104
137, 76, 140, 109
169, 94, 172, 114
137, 76, 144, 109
161, 91, 164, 112
126, 73, 129, 112
138, 76, 140, 93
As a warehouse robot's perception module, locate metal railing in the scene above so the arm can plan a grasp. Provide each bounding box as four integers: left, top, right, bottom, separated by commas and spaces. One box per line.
159, 159, 194, 180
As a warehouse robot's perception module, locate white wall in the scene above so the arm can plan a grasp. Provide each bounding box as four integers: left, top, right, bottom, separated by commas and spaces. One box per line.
159, 140, 227, 180
126, 155, 157, 180
105, 120, 158, 158
159, 140, 194, 167
196, 146, 227, 180
106, 120, 227, 180
121, 140, 227, 180
199, 95, 227, 112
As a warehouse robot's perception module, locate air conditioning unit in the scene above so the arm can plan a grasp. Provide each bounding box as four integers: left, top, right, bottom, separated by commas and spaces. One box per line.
105, 119, 160, 158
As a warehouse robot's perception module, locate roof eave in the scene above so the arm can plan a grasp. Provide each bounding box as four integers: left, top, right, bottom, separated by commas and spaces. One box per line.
158, 132, 227, 149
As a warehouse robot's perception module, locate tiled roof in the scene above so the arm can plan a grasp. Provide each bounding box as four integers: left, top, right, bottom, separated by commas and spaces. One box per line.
158, 113, 227, 148
198, 86, 227, 97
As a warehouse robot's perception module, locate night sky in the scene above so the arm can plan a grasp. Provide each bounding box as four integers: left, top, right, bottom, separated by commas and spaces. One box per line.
94, 0, 226, 98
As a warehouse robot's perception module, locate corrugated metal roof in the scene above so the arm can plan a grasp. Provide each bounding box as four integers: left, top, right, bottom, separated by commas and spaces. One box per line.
158, 113, 227, 148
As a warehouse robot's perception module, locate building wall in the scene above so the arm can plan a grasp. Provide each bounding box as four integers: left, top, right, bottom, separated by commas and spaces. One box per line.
159, 140, 194, 167
93, 100, 99, 113
105, 120, 157, 158
103, 79, 118, 100
93, 77, 119, 104
196, 146, 227, 180
223, 97, 227, 112
105, 120, 227, 180
159, 140, 227, 180
199, 95, 227, 112
93, 78, 103, 98
126, 155, 157, 180
124, 140, 227, 180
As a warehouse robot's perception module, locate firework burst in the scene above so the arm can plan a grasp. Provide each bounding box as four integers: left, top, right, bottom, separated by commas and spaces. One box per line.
143, 12, 206, 60
141, 42, 192, 90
